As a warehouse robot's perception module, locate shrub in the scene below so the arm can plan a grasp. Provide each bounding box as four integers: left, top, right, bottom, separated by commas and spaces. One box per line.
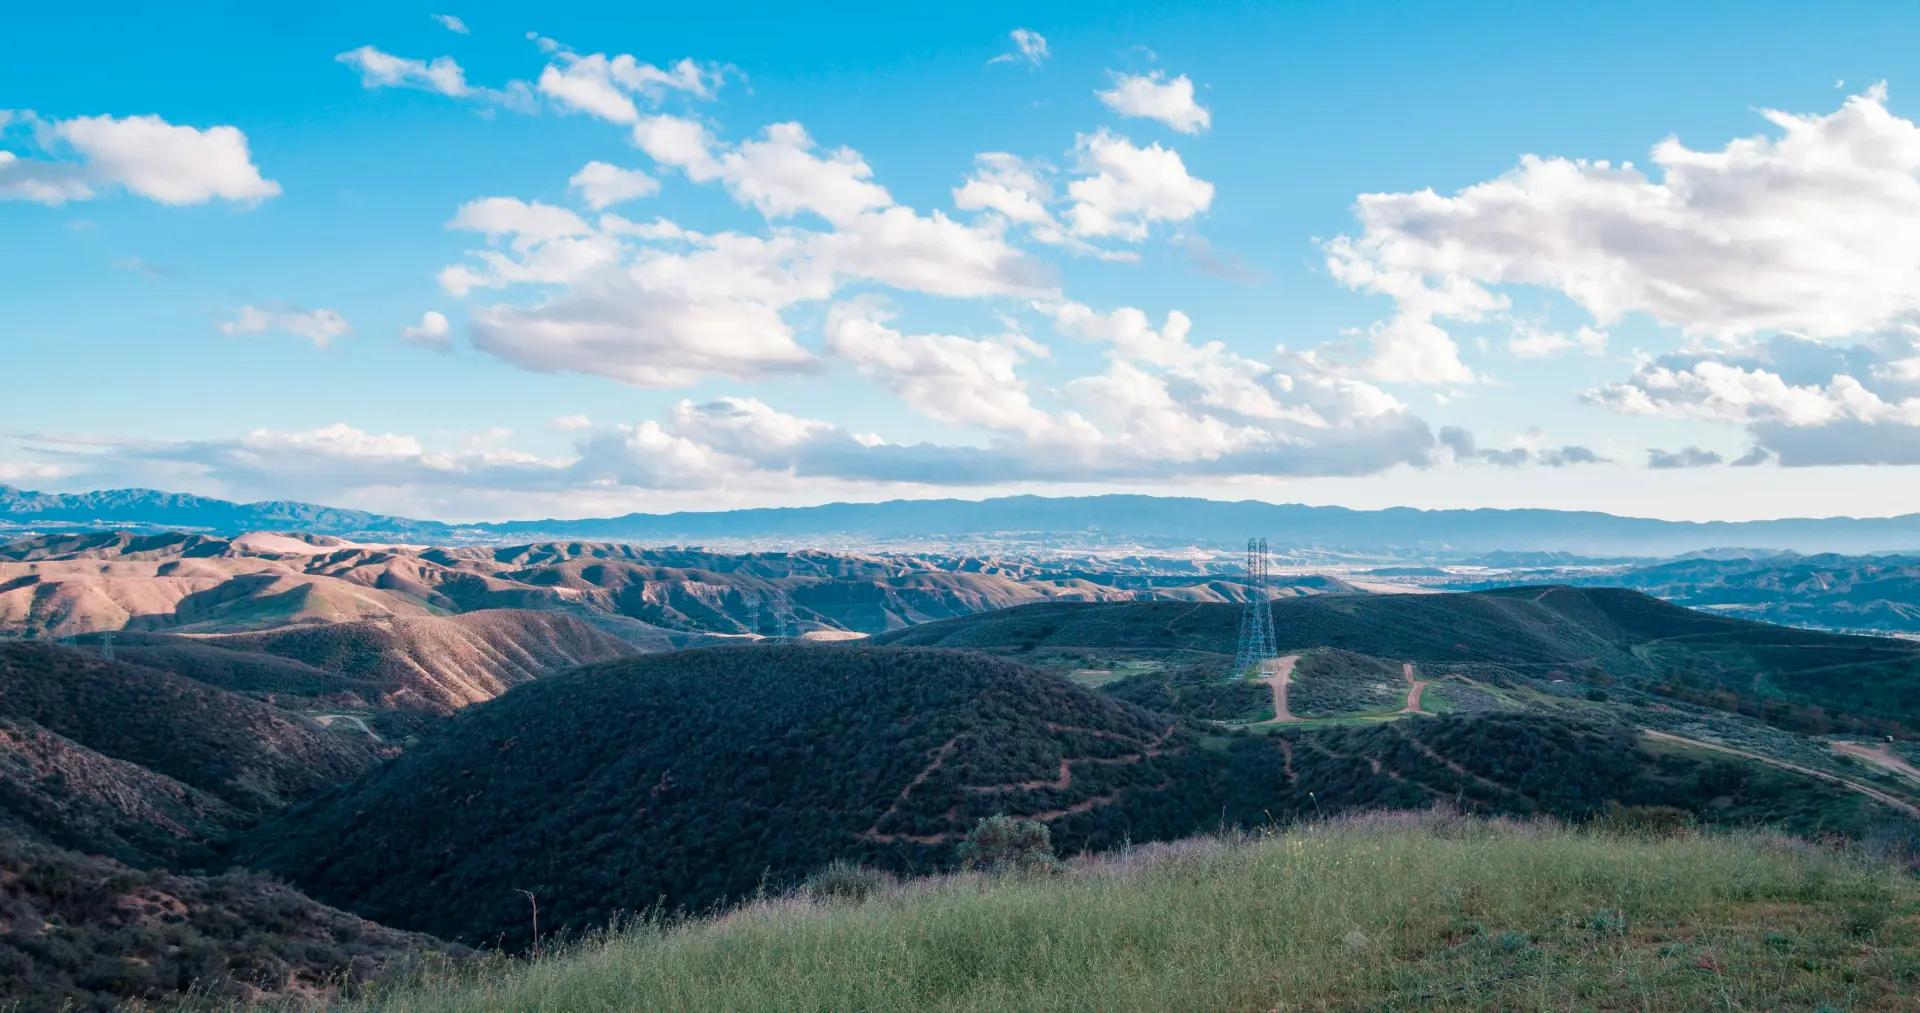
957, 816, 1058, 874
802, 860, 894, 902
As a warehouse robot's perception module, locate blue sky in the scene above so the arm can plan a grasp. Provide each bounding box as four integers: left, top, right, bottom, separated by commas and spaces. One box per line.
4, 1, 1919, 521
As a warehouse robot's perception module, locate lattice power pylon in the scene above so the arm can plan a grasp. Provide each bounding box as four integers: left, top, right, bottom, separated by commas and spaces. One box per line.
1232, 537, 1278, 677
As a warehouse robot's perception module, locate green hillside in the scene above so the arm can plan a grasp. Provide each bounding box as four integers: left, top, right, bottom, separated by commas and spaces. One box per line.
0, 643, 381, 817
341, 816, 1920, 1012
236, 644, 1906, 952
873, 589, 1920, 735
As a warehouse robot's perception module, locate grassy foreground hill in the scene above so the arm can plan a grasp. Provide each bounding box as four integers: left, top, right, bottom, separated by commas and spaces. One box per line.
332, 814, 1920, 1011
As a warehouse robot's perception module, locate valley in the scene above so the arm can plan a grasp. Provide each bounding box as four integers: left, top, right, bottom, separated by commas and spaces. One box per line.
1, 528, 1919, 1007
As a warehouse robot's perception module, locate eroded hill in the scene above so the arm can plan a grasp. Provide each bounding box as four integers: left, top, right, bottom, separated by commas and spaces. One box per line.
0, 531, 1362, 643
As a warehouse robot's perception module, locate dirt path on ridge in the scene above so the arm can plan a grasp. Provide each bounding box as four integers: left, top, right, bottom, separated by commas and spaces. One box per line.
1643, 730, 1920, 817
1259, 654, 1301, 723
1399, 663, 1430, 715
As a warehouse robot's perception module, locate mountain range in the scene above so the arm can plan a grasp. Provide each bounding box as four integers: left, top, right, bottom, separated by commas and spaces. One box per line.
8, 485, 1920, 556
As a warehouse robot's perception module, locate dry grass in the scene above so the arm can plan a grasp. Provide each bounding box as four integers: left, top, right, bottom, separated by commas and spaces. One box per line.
303, 811, 1920, 1011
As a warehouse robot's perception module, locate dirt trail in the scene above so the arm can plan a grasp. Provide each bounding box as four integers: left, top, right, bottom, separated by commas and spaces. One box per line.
1257, 654, 1301, 723
1399, 662, 1431, 715
1833, 740, 1920, 785
1643, 730, 1920, 817
314, 714, 381, 741
861, 724, 1177, 844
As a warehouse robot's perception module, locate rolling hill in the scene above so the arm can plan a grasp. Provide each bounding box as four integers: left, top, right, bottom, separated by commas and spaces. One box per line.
0, 643, 385, 865
0, 531, 1357, 644
235, 643, 1905, 950
101, 610, 639, 714
1455, 551, 1920, 635
873, 588, 1920, 735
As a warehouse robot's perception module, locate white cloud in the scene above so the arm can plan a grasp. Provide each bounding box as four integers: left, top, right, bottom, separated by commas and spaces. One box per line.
467, 269, 815, 386
1507, 323, 1608, 359
337, 45, 470, 97
550, 414, 593, 431
438, 112, 1050, 387
568, 161, 659, 209
953, 152, 1054, 226
1, 113, 278, 206
1097, 71, 1210, 134
1330, 86, 1920, 388
1064, 129, 1214, 240
400, 310, 452, 350
448, 196, 593, 245
0, 150, 93, 204
825, 298, 1054, 434
1587, 334, 1920, 465
537, 50, 722, 123
432, 13, 469, 34
219, 306, 352, 347
988, 28, 1050, 68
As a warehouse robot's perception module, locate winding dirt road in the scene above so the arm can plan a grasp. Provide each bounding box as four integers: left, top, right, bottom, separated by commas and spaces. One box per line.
1643, 730, 1920, 817
1833, 740, 1920, 785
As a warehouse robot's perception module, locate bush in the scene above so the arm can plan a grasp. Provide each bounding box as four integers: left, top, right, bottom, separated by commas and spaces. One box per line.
957, 816, 1058, 874
802, 860, 894, 902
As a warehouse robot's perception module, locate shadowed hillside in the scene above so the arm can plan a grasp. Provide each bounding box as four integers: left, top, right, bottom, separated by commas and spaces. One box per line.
235, 644, 1904, 950
0, 643, 383, 865
0, 828, 443, 1011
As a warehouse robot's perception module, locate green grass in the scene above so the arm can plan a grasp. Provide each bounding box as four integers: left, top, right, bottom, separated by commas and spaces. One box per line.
330, 814, 1920, 1012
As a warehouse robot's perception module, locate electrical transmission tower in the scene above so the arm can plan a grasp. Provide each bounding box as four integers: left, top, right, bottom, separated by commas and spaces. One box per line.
1232, 537, 1277, 677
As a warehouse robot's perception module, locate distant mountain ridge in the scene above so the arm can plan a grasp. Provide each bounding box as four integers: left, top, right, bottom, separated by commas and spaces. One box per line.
6, 484, 1920, 555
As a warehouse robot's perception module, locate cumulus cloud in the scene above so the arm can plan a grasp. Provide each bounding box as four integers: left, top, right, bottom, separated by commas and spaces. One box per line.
568, 161, 659, 209
988, 28, 1049, 68
1065, 130, 1214, 240
1097, 71, 1210, 133
1586, 334, 1920, 465
1328, 85, 1920, 385
400, 310, 452, 350
219, 306, 352, 347
825, 298, 1054, 434
550, 414, 593, 431
537, 48, 724, 123
337, 46, 471, 96
1, 113, 278, 206
438, 114, 1049, 386
432, 13, 469, 34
